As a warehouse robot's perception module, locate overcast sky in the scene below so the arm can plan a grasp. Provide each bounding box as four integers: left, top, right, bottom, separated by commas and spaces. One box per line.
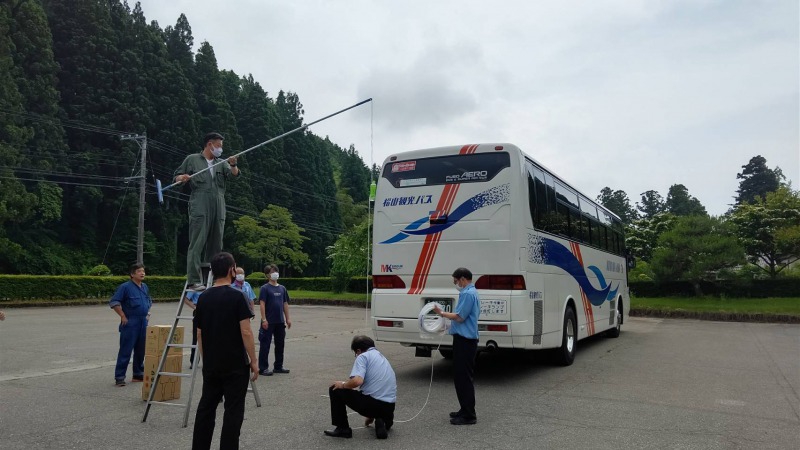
137, 0, 798, 216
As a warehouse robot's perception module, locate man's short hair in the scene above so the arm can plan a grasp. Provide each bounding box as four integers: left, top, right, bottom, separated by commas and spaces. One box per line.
203, 132, 224, 146
452, 267, 473, 281
211, 252, 236, 280
263, 264, 278, 274
351, 335, 375, 353
129, 263, 145, 275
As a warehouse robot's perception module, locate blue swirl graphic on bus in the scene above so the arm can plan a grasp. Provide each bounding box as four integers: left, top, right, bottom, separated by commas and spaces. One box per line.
379, 184, 510, 244
539, 237, 617, 306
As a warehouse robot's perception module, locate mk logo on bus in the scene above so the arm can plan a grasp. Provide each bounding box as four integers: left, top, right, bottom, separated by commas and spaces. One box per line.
380, 264, 403, 273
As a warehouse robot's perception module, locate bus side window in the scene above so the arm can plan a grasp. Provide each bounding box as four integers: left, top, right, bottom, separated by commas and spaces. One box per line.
526, 166, 537, 228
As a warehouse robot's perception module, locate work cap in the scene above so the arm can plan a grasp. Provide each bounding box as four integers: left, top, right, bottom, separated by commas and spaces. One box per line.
204, 132, 224, 145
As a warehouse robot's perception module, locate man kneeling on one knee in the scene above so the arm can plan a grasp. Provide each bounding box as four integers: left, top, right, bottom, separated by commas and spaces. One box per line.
325, 335, 397, 440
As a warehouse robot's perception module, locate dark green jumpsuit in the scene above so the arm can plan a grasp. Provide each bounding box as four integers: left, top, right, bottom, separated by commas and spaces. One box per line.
176, 154, 237, 284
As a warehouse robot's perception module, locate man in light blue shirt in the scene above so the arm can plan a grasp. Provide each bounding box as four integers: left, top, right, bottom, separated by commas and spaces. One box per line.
232, 267, 256, 314
433, 267, 480, 425
324, 336, 397, 440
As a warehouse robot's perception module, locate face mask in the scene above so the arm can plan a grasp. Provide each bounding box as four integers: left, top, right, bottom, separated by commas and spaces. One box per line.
211, 146, 223, 158
235, 274, 245, 282
270, 272, 279, 281
455, 284, 464, 292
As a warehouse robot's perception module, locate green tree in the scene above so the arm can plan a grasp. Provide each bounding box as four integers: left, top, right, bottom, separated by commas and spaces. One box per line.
625, 213, 676, 262
232, 205, 309, 272
651, 215, 744, 295
596, 187, 638, 224
327, 220, 371, 292
665, 184, 707, 216
0, 3, 37, 272
735, 155, 784, 205
636, 190, 666, 219
729, 186, 800, 278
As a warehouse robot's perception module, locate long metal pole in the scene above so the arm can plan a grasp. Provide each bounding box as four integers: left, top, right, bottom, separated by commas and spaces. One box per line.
157, 98, 372, 198
137, 136, 147, 264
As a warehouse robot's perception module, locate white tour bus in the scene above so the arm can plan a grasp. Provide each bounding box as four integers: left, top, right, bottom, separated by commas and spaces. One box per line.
371, 143, 631, 365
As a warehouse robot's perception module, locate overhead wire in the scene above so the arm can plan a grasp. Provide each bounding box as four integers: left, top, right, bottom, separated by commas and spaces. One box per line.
101, 145, 142, 264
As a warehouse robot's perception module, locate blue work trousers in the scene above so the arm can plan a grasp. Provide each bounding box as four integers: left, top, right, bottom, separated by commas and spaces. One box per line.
115, 315, 148, 380
258, 324, 286, 371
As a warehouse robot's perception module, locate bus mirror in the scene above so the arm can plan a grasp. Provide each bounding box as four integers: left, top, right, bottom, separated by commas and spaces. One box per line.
626, 255, 636, 269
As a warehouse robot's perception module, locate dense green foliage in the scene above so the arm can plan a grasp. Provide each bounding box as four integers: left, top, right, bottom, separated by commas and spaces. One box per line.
0, 0, 370, 276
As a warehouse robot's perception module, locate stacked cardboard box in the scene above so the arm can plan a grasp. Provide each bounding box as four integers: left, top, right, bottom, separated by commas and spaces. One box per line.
142, 325, 184, 401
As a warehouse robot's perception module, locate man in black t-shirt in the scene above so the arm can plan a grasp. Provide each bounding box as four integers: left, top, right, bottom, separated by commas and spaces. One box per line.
192, 252, 258, 450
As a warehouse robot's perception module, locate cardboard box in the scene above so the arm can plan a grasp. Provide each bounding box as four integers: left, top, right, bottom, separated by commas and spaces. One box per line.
145, 325, 185, 357
142, 354, 183, 401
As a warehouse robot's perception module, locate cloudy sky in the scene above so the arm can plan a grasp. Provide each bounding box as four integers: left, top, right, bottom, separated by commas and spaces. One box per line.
137, 0, 798, 215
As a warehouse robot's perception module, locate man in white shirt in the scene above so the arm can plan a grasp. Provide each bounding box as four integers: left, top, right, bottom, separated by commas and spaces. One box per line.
324, 336, 397, 440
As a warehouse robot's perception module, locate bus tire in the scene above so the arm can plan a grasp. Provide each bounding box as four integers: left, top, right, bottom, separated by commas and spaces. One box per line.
555, 306, 577, 366
439, 348, 454, 359
606, 301, 622, 338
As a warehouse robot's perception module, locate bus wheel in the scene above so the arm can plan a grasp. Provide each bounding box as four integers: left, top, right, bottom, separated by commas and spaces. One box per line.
555, 306, 576, 366
439, 348, 454, 359
606, 302, 622, 338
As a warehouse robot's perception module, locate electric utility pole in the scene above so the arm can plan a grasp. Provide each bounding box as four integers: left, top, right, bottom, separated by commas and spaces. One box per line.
121, 134, 147, 265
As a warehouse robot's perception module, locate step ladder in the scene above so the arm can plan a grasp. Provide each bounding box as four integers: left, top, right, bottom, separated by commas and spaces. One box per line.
142, 266, 262, 427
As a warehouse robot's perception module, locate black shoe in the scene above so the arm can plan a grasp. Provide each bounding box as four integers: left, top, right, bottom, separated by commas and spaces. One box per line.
375, 419, 388, 439
323, 427, 352, 438
450, 416, 477, 425
273, 368, 290, 374
259, 369, 273, 376
131, 376, 144, 382
115, 379, 126, 387
449, 410, 463, 418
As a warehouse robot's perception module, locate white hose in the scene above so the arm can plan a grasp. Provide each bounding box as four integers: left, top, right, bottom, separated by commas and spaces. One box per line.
418, 302, 450, 335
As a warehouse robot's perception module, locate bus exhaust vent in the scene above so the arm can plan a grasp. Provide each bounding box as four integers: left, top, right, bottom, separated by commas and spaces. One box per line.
609, 300, 616, 326
533, 300, 543, 345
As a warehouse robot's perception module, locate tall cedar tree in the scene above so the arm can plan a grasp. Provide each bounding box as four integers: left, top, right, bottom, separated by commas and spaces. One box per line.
4, 0, 70, 273
735, 155, 783, 205
665, 184, 707, 216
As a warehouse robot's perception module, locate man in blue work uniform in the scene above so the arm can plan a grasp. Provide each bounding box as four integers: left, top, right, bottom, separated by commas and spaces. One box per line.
433, 267, 480, 425
109, 263, 153, 386
324, 335, 397, 440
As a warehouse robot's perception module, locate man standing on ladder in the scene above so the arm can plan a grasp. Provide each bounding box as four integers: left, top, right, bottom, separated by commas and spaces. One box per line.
174, 132, 240, 291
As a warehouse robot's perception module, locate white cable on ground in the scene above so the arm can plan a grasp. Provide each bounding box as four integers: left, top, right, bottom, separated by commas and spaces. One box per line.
333, 303, 450, 429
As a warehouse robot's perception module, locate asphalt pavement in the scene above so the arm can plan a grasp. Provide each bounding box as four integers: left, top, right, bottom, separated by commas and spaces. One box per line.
0, 303, 798, 449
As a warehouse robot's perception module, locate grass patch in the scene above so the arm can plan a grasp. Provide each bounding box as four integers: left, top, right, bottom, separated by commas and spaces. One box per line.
631, 296, 800, 316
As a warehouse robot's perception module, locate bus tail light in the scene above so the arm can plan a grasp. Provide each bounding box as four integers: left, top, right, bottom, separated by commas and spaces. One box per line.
474, 275, 526, 290
478, 324, 509, 332
373, 275, 406, 289
377, 320, 404, 328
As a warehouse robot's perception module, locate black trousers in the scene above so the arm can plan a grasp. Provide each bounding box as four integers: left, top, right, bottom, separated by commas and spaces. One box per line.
192, 369, 250, 450
453, 334, 478, 419
329, 386, 395, 429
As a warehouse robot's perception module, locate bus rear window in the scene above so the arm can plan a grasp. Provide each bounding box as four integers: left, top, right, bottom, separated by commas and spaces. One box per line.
382, 152, 510, 188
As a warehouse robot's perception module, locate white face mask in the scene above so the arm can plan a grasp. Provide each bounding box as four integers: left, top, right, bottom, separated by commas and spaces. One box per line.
270, 272, 279, 281
455, 284, 464, 292
211, 146, 223, 158
235, 274, 244, 282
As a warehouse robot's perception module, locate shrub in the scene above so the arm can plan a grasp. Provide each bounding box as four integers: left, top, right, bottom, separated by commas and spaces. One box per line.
86, 264, 112, 276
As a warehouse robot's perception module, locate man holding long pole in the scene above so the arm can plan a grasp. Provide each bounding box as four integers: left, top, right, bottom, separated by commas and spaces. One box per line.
174, 132, 240, 291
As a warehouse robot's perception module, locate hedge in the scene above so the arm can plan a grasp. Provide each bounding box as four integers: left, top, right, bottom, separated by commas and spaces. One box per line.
629, 279, 800, 298
0, 274, 371, 302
